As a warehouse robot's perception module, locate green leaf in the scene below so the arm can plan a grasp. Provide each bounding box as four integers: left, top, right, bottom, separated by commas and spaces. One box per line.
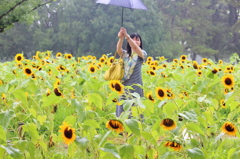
75, 136, 89, 150
37, 115, 47, 125
228, 148, 237, 159
163, 102, 177, 117
0, 145, 23, 159
125, 119, 140, 136
12, 89, 28, 108
0, 110, 15, 130
22, 123, 39, 143
119, 144, 134, 159
41, 93, 63, 107
87, 93, 103, 109
0, 126, 6, 142
98, 131, 111, 148
141, 131, 157, 146
186, 123, 204, 135
100, 143, 120, 159
187, 148, 205, 159
84, 119, 101, 129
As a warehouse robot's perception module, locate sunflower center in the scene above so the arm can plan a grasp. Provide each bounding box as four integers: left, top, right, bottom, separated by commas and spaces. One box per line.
150, 71, 155, 75
54, 88, 62, 96
148, 95, 154, 101
64, 128, 73, 139
90, 67, 95, 72
17, 56, 22, 61
225, 78, 232, 85
109, 121, 119, 129
225, 124, 234, 132
212, 69, 218, 74
163, 119, 174, 126
115, 83, 121, 92
158, 89, 164, 97
26, 68, 32, 74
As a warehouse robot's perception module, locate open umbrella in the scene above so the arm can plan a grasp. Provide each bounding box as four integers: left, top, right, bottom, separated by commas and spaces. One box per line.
96, 0, 147, 26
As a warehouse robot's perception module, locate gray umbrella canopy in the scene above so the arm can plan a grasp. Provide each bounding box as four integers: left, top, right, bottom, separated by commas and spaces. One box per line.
96, 0, 147, 26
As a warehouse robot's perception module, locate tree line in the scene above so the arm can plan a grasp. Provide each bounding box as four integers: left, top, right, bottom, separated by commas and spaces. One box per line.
0, 0, 239, 61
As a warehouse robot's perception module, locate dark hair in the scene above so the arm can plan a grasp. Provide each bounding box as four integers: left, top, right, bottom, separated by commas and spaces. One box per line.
126, 33, 143, 56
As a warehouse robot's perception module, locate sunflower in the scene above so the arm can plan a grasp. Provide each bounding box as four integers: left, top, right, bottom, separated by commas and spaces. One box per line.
146, 91, 155, 102
88, 65, 97, 73
147, 56, 153, 62
56, 52, 62, 58
66, 54, 72, 59
2, 93, 7, 103
220, 99, 226, 108
160, 118, 177, 130
109, 80, 116, 91
31, 73, 36, 80
221, 74, 234, 88
24, 67, 33, 76
218, 60, 223, 65
149, 70, 156, 76
156, 87, 166, 100
173, 59, 178, 63
59, 122, 76, 145
164, 141, 182, 151
114, 81, 124, 94
166, 89, 174, 99
196, 70, 202, 76
0, 80, 3, 85
221, 122, 237, 136
54, 87, 63, 97
106, 119, 124, 133
46, 89, 51, 96
212, 68, 218, 74
180, 55, 187, 61
202, 58, 208, 63
99, 57, 106, 64
15, 54, 24, 62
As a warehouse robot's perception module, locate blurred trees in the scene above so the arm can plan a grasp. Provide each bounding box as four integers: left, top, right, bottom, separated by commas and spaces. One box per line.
0, 0, 239, 61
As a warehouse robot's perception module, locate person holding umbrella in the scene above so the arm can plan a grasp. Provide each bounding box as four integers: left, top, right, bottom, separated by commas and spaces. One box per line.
115, 27, 147, 118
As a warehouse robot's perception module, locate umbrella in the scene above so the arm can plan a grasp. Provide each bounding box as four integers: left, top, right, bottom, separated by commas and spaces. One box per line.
96, 0, 147, 26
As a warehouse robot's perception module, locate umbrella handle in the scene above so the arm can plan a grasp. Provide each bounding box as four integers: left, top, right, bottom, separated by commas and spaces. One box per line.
122, 7, 123, 27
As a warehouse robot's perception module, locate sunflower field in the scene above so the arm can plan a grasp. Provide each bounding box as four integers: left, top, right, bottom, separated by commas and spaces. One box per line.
0, 51, 240, 159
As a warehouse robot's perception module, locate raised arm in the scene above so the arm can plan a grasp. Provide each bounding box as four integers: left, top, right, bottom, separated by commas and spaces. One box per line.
116, 28, 124, 56
121, 27, 144, 59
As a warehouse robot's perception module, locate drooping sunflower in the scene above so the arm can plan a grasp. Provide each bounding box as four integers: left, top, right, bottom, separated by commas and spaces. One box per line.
220, 99, 226, 108
23, 67, 33, 76
114, 81, 124, 94
106, 119, 124, 133
212, 68, 218, 74
88, 64, 97, 73
164, 141, 182, 151
54, 87, 63, 97
166, 89, 174, 99
172, 59, 178, 63
156, 87, 166, 100
160, 118, 176, 130
221, 74, 234, 88
15, 54, 24, 62
59, 122, 76, 145
146, 91, 155, 102
221, 122, 237, 136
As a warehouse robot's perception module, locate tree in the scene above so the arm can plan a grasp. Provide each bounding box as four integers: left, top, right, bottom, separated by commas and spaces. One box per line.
0, 0, 55, 33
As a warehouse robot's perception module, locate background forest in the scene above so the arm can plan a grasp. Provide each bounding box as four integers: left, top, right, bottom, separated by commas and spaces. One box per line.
0, 0, 240, 62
